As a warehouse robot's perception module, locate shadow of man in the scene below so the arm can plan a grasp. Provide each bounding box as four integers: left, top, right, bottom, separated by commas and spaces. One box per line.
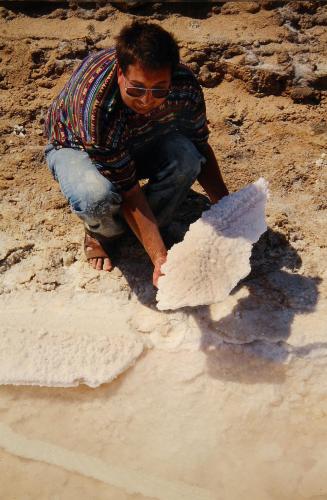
113, 190, 321, 386
196, 228, 321, 384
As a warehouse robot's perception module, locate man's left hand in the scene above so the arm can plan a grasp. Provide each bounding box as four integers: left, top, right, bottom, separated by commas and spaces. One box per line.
153, 254, 167, 288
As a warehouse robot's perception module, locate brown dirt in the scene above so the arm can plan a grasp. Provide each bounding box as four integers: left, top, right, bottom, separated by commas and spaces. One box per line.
0, 1, 326, 299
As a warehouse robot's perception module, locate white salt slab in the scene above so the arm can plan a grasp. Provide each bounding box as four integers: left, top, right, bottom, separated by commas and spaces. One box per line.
157, 178, 268, 310
0, 292, 144, 387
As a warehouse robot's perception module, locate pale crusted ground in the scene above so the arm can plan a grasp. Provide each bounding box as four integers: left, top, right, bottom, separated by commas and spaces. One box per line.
0, 2, 327, 499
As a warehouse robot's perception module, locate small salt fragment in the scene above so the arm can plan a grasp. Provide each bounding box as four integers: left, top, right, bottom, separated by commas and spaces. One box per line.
62, 252, 75, 267
315, 153, 327, 168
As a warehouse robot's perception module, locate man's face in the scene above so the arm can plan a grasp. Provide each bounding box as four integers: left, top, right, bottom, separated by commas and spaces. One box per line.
117, 62, 171, 115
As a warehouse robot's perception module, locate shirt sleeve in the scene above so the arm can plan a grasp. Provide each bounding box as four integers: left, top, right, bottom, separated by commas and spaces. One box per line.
178, 75, 210, 146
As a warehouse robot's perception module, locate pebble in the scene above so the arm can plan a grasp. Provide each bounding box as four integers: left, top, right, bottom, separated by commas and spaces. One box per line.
13, 125, 26, 136
62, 252, 75, 267
244, 52, 259, 66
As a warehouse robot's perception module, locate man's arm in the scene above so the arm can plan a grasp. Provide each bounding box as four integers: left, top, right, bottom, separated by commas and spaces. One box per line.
121, 183, 167, 287
196, 142, 229, 204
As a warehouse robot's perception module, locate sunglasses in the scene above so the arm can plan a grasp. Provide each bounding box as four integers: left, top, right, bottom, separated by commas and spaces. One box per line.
122, 74, 170, 99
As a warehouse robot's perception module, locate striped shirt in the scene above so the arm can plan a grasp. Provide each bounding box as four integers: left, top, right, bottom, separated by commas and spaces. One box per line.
44, 48, 209, 191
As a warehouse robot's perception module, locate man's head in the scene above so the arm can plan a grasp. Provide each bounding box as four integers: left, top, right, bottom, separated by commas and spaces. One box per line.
115, 21, 180, 114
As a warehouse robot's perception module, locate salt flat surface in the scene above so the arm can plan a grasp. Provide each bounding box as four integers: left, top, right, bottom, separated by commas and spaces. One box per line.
1, 299, 327, 500
0, 260, 327, 499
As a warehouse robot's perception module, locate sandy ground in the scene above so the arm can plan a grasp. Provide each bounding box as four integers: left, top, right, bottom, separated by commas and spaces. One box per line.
0, 2, 327, 499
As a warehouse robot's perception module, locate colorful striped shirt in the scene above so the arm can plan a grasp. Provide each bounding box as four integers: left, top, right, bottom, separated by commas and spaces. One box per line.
44, 48, 209, 191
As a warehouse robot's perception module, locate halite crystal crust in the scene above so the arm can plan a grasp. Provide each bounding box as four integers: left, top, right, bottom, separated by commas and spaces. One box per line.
156, 178, 269, 310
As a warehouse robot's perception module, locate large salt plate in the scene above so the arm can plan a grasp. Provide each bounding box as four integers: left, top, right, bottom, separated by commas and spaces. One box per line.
156, 178, 269, 310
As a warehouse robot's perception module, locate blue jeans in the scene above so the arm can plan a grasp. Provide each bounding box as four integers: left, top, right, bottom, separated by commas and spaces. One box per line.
44, 133, 205, 238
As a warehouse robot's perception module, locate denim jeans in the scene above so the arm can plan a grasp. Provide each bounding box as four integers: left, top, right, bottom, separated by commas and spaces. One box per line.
44, 133, 205, 238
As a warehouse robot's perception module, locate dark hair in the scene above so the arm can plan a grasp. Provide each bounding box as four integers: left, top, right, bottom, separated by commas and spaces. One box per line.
115, 21, 180, 74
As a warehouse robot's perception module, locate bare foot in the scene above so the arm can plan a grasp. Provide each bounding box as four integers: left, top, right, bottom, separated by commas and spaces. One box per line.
84, 233, 113, 272
89, 256, 112, 272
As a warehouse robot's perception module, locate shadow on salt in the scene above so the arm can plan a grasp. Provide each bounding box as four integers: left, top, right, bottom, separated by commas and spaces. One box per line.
197, 228, 322, 384
117, 190, 321, 386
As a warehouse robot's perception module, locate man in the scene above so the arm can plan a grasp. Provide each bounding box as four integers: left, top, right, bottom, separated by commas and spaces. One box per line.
44, 21, 228, 287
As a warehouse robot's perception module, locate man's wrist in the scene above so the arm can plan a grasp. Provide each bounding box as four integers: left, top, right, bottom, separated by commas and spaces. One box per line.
152, 250, 167, 265
209, 187, 229, 204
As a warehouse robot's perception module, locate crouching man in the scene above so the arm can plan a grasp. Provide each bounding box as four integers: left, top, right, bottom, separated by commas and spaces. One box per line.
44, 21, 228, 287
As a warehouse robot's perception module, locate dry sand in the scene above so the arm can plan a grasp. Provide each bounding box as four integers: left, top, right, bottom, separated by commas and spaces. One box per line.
0, 2, 327, 499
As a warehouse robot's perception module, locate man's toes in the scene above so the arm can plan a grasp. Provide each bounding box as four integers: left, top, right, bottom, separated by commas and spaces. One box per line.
87, 256, 112, 271
103, 257, 112, 272
96, 258, 103, 270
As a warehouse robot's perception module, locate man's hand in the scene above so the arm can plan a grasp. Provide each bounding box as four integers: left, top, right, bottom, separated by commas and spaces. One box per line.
153, 254, 167, 288
121, 183, 168, 286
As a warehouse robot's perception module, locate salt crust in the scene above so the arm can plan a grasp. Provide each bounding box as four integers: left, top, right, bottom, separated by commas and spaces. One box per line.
0, 421, 214, 500
0, 292, 144, 388
157, 178, 268, 310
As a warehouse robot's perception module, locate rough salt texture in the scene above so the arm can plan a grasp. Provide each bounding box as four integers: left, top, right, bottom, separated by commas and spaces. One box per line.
0, 293, 145, 388
157, 178, 268, 310
0, 332, 143, 388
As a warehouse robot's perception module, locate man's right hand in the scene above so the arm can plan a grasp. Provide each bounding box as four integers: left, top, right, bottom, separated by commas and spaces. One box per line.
121, 183, 168, 284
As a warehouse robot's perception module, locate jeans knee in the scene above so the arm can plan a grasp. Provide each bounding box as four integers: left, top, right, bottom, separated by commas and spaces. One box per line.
71, 177, 122, 217
174, 151, 203, 185
164, 135, 204, 184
